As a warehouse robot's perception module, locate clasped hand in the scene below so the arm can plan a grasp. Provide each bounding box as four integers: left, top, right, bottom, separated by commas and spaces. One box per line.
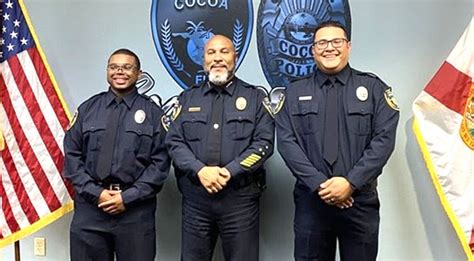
318, 177, 354, 209
98, 189, 126, 215
197, 166, 231, 194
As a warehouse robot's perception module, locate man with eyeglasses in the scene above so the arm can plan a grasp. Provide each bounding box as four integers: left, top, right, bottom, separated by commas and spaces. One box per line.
64, 48, 170, 260
276, 21, 399, 260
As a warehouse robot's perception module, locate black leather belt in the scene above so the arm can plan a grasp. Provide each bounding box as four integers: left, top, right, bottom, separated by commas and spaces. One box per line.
97, 181, 131, 191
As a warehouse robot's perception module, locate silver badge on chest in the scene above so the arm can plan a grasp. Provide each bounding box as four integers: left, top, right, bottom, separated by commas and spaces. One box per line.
134, 110, 146, 124
356, 86, 369, 101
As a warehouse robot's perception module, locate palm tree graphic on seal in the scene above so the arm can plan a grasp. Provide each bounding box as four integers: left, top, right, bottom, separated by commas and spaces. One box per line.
173, 21, 215, 66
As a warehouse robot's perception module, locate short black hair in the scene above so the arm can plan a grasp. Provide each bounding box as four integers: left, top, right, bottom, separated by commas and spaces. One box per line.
108, 48, 141, 70
314, 21, 349, 41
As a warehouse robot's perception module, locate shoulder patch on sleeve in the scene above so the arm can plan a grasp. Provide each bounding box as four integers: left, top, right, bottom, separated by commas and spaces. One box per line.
265, 87, 286, 117
262, 96, 274, 117
384, 87, 400, 111
171, 99, 182, 121
254, 86, 277, 117
263, 92, 286, 117
67, 109, 78, 131
272, 88, 286, 116
161, 114, 170, 132
159, 95, 182, 131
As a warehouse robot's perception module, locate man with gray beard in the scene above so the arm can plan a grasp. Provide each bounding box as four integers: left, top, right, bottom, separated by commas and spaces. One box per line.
166, 35, 274, 261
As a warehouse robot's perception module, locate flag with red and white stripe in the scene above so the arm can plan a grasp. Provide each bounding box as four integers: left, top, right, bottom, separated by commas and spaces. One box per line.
413, 16, 474, 259
0, 0, 74, 247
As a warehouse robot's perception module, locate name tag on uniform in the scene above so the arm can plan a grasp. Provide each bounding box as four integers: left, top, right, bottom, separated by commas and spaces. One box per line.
188, 107, 201, 112
298, 96, 312, 101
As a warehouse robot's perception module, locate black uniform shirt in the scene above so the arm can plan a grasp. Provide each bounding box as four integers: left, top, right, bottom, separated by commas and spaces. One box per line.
64, 88, 170, 205
276, 65, 399, 192
166, 77, 274, 183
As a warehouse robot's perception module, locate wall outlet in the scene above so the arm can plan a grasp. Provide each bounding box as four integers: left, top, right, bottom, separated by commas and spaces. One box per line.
34, 237, 46, 256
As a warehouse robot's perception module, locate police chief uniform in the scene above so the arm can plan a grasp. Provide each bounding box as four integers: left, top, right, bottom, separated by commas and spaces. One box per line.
64, 88, 170, 261
166, 77, 274, 261
276, 65, 399, 260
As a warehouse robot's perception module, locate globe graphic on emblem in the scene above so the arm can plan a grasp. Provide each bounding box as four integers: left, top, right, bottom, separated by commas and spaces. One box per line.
187, 32, 215, 65
287, 12, 317, 42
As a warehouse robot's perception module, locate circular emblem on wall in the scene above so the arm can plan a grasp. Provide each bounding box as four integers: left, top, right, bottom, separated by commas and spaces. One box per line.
257, 0, 352, 88
151, 0, 254, 89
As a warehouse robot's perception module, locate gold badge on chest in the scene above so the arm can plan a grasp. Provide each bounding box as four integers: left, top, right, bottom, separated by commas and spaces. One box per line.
236, 97, 247, 111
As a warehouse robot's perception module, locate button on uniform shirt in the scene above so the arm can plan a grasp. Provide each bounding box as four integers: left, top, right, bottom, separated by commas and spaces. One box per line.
64, 88, 171, 205
276, 65, 400, 192
166, 78, 274, 183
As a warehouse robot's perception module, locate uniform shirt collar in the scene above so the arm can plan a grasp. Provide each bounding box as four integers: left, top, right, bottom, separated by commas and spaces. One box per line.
315, 65, 351, 87
203, 77, 237, 96
105, 87, 138, 109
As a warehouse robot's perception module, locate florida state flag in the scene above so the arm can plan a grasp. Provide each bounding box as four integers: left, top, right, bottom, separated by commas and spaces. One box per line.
413, 16, 474, 259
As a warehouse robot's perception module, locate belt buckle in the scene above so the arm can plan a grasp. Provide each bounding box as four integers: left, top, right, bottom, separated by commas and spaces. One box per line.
109, 183, 121, 191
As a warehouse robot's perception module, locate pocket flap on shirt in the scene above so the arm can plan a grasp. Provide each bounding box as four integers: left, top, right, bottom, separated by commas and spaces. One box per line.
225, 112, 254, 123
125, 123, 153, 137
347, 102, 373, 115
290, 101, 319, 116
181, 112, 208, 123
82, 122, 106, 133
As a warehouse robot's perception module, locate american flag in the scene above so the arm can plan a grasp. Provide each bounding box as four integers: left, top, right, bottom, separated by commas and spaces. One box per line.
0, 0, 74, 247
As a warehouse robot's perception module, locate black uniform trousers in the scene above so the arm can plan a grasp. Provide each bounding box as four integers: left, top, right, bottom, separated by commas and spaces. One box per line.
179, 177, 261, 261
293, 183, 380, 261
70, 195, 157, 261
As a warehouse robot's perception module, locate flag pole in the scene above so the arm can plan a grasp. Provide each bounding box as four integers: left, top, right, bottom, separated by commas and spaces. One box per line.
15, 241, 20, 261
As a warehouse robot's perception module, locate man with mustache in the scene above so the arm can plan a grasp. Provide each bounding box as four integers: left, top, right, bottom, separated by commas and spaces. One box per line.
276, 21, 400, 260
64, 49, 170, 260
166, 35, 274, 261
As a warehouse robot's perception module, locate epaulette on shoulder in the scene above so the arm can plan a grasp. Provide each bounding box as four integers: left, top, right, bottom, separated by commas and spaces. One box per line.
352, 69, 389, 85
353, 69, 380, 79
193, 80, 209, 89
239, 80, 253, 88
182, 83, 204, 94
180, 86, 195, 97
80, 91, 107, 108
84, 91, 107, 103
353, 69, 389, 91
238, 81, 270, 96
143, 94, 162, 108
286, 75, 312, 87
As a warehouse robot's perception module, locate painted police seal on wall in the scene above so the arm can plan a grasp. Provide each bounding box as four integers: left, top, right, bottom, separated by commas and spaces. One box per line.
151, 0, 253, 89
257, 0, 352, 88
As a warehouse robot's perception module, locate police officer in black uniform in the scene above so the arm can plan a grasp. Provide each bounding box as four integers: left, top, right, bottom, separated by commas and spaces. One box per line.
64, 48, 170, 261
166, 35, 274, 261
276, 21, 400, 260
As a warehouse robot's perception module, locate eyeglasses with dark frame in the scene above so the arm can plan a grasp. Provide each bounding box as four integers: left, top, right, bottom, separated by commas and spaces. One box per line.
312, 38, 348, 50
107, 63, 138, 72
